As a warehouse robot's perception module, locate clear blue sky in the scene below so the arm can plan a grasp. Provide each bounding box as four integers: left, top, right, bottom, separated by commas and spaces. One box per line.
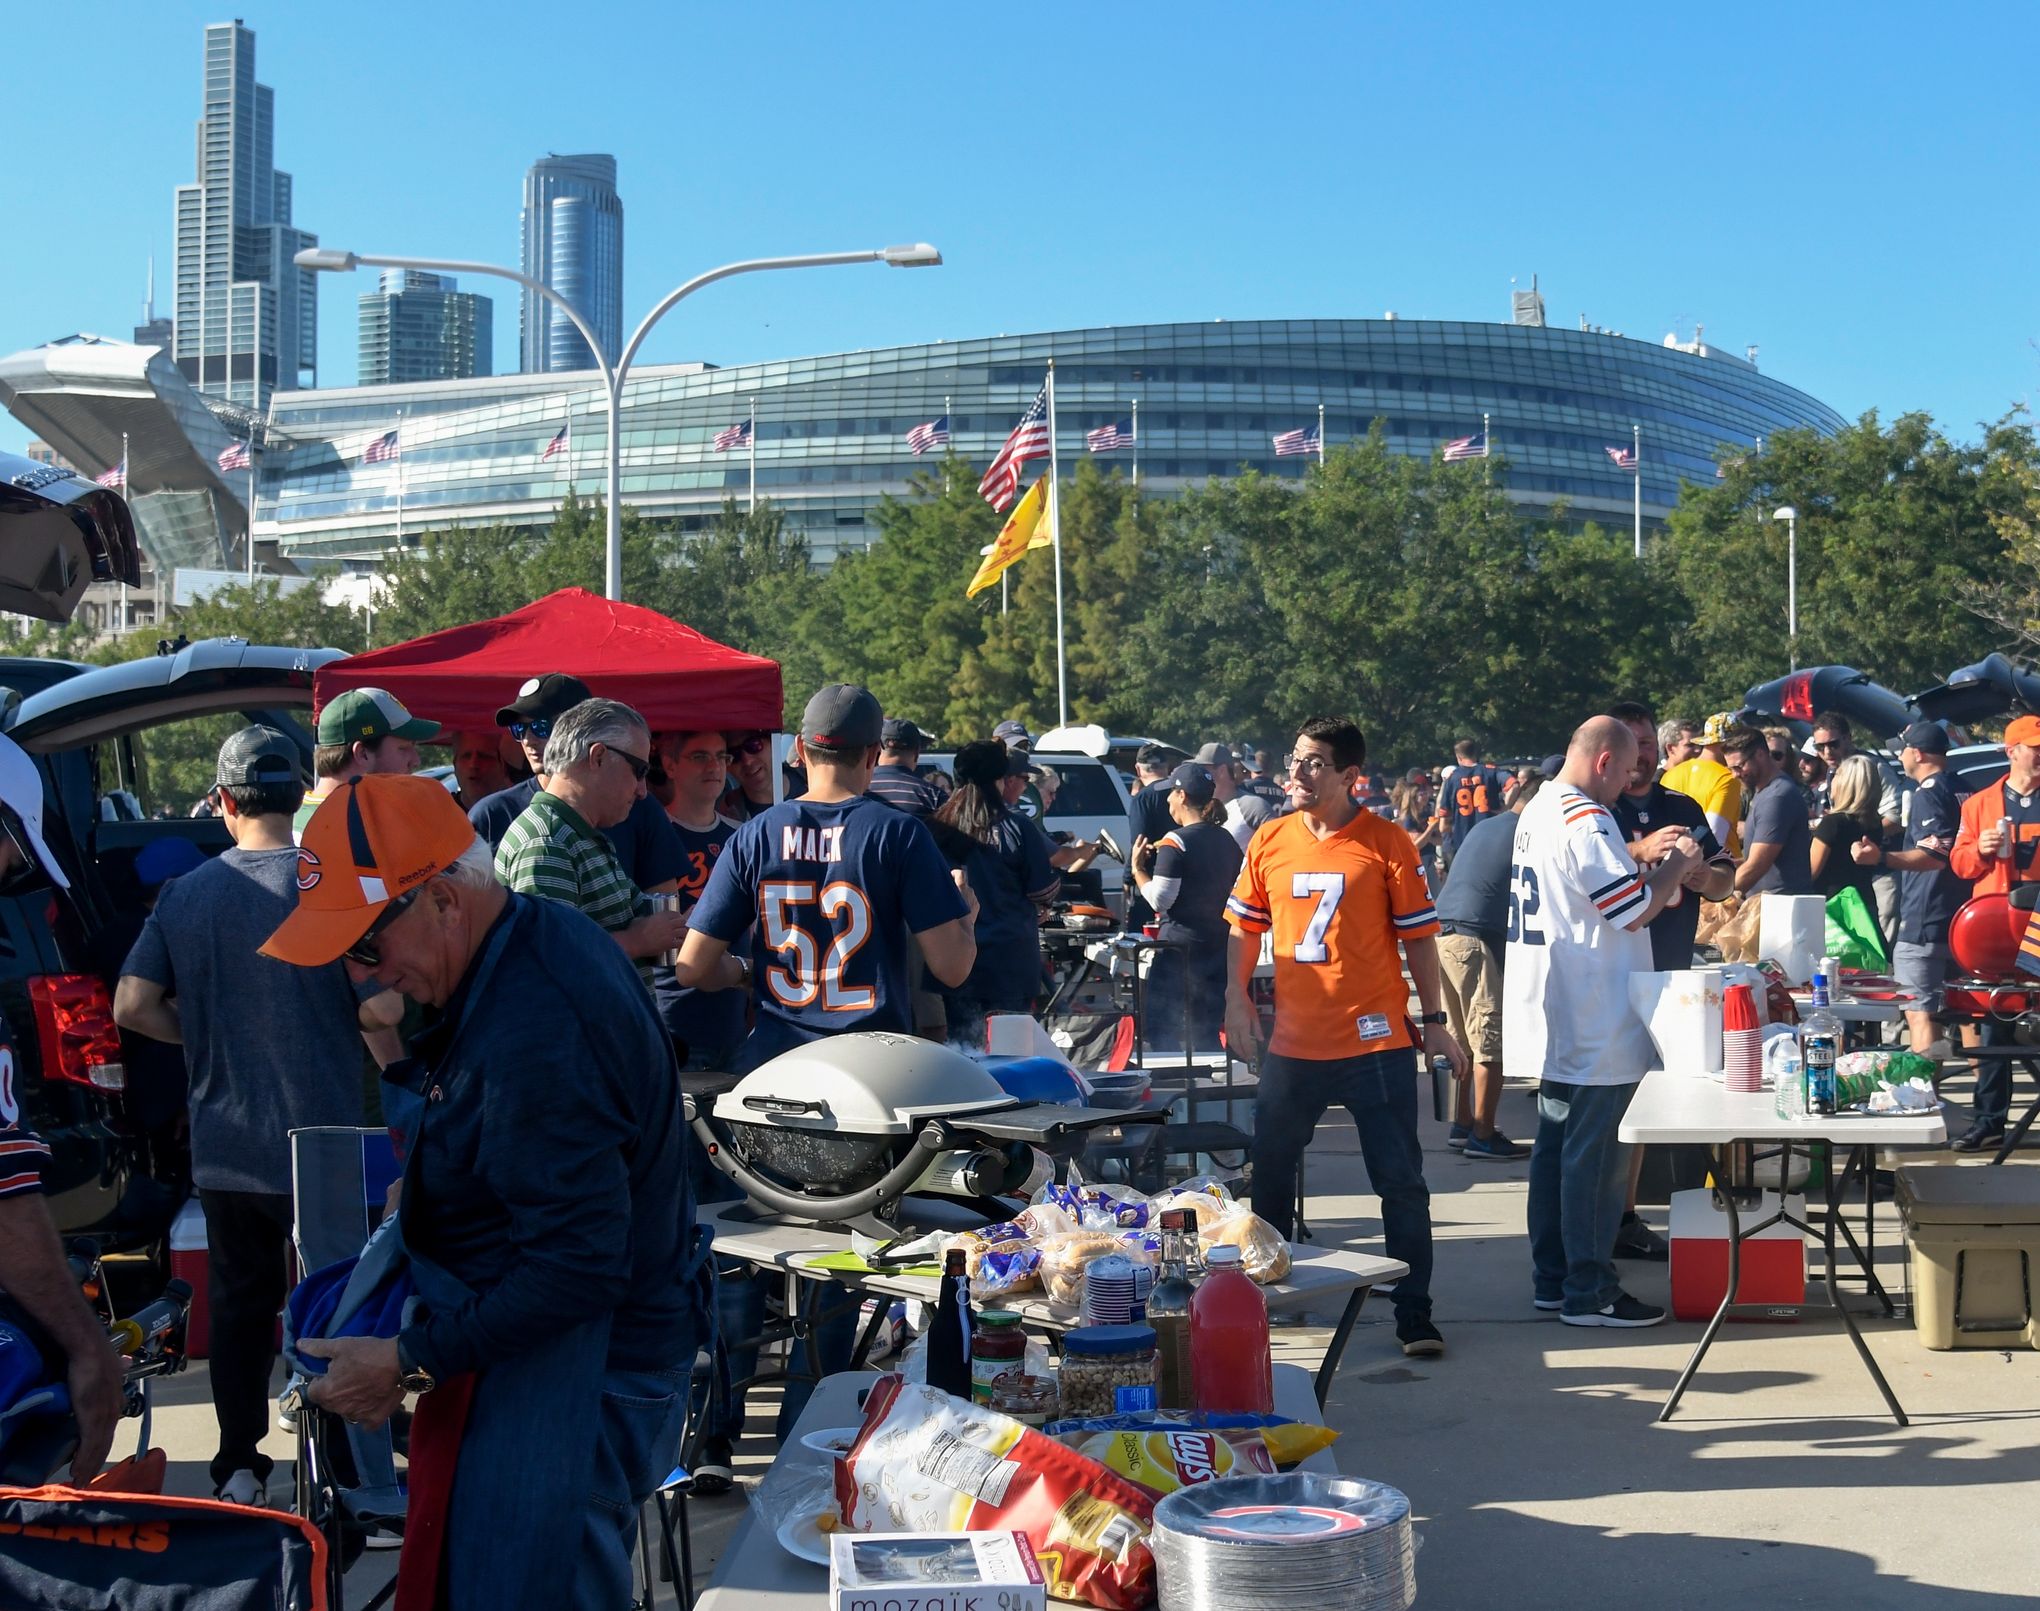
5, 1, 2035, 457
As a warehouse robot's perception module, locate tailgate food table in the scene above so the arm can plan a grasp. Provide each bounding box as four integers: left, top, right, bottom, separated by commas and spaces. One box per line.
696, 1363, 1343, 1611
702, 1202, 1406, 1410
1619, 1067, 1946, 1425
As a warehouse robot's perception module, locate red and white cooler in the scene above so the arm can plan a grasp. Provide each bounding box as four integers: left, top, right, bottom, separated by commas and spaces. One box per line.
168, 1197, 213, 1357
1669, 1187, 1807, 1321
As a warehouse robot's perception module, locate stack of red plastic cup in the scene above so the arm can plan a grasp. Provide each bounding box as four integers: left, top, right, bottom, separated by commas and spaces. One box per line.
1723, 982, 1763, 1092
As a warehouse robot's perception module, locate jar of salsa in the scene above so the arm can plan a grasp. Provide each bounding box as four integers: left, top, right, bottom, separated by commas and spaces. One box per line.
970, 1309, 1028, 1405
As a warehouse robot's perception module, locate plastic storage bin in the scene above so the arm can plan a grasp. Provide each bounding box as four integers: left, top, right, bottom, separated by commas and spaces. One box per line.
1898, 1165, 2040, 1351
1668, 1188, 1808, 1321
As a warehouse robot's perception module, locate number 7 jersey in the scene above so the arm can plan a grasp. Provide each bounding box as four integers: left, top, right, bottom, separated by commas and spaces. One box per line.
688, 794, 968, 1039
1224, 809, 1439, 1059
1499, 782, 1655, 1086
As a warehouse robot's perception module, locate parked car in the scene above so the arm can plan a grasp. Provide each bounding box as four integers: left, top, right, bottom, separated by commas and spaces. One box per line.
0, 638, 341, 1245
920, 749, 1135, 907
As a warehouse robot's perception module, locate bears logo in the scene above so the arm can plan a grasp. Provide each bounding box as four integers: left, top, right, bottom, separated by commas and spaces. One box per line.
296, 847, 323, 892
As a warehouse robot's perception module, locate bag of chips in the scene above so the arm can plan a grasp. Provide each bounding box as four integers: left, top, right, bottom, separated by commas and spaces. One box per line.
1045, 1412, 1340, 1488
837, 1374, 1157, 1610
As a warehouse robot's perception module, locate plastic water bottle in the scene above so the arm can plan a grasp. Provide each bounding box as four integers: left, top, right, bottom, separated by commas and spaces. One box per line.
1773, 1042, 1806, 1121
1800, 958, 1841, 1117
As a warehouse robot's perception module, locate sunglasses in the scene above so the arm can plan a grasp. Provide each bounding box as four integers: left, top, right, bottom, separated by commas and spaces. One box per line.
1812, 739, 1844, 752
345, 885, 422, 968
508, 718, 554, 743
606, 745, 651, 782
733, 736, 770, 757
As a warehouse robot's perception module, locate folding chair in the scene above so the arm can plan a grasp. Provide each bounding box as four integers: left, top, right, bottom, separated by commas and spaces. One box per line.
288, 1126, 408, 1611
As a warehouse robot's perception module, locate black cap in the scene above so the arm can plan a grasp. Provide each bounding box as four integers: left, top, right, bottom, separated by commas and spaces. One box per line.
801, 684, 883, 749
1899, 720, 1950, 755
216, 725, 300, 787
1539, 753, 1565, 778
1005, 745, 1035, 777
496, 672, 592, 727
1168, 761, 1215, 802
881, 716, 930, 751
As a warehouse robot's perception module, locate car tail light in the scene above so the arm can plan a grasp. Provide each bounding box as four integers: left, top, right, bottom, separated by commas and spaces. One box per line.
28, 974, 127, 1092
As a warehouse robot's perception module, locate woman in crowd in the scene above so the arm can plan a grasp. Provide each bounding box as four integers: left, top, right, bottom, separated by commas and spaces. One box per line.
931, 741, 1061, 1029
1809, 752, 1887, 944
1131, 761, 1244, 1052
1391, 768, 1444, 890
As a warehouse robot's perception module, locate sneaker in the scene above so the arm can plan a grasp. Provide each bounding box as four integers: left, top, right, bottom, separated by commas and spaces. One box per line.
1464, 1129, 1528, 1161
1560, 1293, 1667, 1328
276, 1399, 299, 1435
1396, 1316, 1445, 1357
215, 1470, 267, 1508
1613, 1212, 1670, 1261
1532, 1294, 1563, 1312
1445, 1124, 1471, 1151
691, 1437, 735, 1497
362, 1528, 404, 1550
1953, 1121, 2006, 1154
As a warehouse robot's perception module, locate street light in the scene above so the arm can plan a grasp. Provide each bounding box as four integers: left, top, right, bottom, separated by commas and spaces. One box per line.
1772, 506, 1798, 670
297, 243, 942, 600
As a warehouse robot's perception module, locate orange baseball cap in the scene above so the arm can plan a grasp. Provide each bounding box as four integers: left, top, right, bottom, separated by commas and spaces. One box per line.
262, 774, 478, 967
2006, 715, 2040, 749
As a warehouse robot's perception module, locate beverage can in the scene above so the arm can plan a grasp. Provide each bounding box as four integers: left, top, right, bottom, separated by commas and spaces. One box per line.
651, 891, 683, 966
2000, 816, 2016, 863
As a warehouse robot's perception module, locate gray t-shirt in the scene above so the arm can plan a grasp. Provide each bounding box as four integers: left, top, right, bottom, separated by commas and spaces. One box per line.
121, 847, 366, 1195
1744, 774, 1814, 896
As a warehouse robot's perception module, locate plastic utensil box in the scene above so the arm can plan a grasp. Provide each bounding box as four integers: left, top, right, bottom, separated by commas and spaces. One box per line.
1898, 1165, 2040, 1350
1669, 1188, 1807, 1321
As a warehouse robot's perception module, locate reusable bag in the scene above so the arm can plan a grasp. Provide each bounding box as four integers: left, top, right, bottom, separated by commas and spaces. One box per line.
1824, 885, 1890, 972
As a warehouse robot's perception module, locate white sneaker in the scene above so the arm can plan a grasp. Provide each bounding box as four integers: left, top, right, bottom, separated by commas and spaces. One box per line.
276, 1399, 299, 1434
216, 1470, 267, 1507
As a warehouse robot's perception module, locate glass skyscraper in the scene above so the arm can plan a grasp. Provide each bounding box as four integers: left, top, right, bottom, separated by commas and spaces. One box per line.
357, 271, 493, 386
170, 20, 318, 409
518, 154, 624, 374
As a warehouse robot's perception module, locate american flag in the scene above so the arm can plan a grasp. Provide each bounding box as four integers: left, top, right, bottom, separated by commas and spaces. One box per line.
713, 420, 752, 453
541, 424, 568, 461
977, 385, 1050, 510
906, 415, 950, 455
363, 429, 401, 465
1272, 425, 1320, 458
95, 461, 126, 489
1441, 429, 1488, 462
1606, 444, 1639, 471
1086, 420, 1133, 452
218, 440, 252, 472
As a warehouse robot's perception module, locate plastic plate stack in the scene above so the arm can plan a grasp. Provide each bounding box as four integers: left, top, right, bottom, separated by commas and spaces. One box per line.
1149, 1473, 1416, 1611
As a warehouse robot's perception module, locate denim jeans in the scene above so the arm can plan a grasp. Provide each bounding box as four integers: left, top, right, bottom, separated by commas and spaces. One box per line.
1250, 1047, 1432, 1320
1975, 1019, 2013, 1126
1527, 1078, 1637, 1315
574, 1364, 693, 1611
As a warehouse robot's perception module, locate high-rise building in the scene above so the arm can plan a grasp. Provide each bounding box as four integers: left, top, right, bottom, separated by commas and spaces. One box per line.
518, 154, 623, 373
357, 270, 493, 386
171, 20, 318, 409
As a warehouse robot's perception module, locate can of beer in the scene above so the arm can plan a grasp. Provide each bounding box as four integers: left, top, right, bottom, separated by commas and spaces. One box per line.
2000, 816, 2015, 863
651, 891, 683, 967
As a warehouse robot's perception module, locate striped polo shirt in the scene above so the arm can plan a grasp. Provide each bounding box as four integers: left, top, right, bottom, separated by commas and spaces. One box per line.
495, 790, 653, 986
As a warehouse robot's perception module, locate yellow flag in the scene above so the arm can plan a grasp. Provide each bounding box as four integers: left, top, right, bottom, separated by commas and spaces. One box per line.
967, 475, 1049, 597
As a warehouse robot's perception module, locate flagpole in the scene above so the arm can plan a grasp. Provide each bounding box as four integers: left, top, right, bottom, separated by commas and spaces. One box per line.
118, 433, 129, 632
748, 397, 757, 514
1046, 360, 1068, 729
395, 406, 406, 553
1130, 399, 1139, 488
1632, 423, 1642, 559
1317, 402, 1325, 465
1483, 412, 1491, 482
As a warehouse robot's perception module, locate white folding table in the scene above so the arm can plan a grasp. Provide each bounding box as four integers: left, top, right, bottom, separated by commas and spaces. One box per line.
1619, 1068, 1946, 1424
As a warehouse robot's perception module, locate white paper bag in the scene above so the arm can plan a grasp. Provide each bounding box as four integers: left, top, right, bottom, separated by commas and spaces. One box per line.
1628, 969, 1724, 1075
1757, 894, 1827, 985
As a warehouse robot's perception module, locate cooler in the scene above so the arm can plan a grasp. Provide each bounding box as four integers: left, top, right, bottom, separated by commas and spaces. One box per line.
1898, 1164, 2040, 1350
1669, 1188, 1808, 1321
168, 1197, 211, 1358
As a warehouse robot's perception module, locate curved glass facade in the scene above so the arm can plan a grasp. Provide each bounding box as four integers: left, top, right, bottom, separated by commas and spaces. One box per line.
242, 318, 1844, 565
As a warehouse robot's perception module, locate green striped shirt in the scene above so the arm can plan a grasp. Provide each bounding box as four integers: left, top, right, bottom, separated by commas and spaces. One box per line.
495, 790, 653, 985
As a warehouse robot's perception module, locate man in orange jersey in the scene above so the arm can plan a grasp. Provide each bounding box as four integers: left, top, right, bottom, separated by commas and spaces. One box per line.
1224, 716, 1469, 1358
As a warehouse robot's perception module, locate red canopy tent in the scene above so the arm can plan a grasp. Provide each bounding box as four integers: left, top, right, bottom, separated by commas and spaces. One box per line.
313, 587, 783, 734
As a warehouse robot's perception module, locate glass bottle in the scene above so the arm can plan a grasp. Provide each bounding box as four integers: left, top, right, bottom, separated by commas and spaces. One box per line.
926, 1248, 973, 1399
1147, 1208, 1197, 1410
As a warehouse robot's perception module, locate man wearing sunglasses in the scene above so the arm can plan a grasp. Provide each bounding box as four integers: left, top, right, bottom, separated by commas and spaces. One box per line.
115, 727, 398, 1508
496, 700, 688, 988
718, 731, 778, 822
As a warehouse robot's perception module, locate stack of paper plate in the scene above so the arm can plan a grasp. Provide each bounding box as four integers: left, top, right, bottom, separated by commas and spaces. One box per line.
1149, 1473, 1415, 1611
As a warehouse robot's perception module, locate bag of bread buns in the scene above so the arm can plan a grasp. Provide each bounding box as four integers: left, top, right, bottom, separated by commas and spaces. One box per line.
1200, 1205, 1291, 1283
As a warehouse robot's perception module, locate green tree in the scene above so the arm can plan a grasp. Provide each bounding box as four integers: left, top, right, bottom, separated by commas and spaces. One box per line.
666, 498, 828, 727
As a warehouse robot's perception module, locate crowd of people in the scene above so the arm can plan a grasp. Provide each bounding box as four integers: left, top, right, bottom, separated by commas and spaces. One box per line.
0, 660, 2022, 1598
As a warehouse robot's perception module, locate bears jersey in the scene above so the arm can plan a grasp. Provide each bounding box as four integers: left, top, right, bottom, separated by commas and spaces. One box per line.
689, 794, 967, 1038
1225, 809, 1438, 1059
1437, 763, 1508, 851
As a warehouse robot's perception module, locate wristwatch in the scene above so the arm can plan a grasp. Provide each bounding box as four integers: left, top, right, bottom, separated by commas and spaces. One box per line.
396, 1336, 437, 1396
1419, 1011, 1449, 1026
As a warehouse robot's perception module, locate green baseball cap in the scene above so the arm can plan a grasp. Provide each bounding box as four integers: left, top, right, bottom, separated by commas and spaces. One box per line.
317, 687, 439, 748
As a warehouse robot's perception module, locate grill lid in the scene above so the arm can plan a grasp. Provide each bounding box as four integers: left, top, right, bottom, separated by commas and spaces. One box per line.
711, 1032, 1016, 1137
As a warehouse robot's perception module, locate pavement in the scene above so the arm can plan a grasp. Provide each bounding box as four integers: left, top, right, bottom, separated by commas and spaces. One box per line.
121, 1072, 2040, 1609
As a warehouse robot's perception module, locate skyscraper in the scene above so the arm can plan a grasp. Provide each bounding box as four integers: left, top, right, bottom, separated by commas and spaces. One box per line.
171, 20, 318, 409
518, 154, 623, 373
357, 270, 494, 385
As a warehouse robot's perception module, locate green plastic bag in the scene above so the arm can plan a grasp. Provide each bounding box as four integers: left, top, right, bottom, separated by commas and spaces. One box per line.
1824, 885, 1889, 971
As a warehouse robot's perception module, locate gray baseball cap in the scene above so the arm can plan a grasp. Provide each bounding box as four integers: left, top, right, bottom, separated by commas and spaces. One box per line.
1193, 742, 1235, 767
993, 719, 1033, 751
217, 725, 301, 787
801, 684, 883, 749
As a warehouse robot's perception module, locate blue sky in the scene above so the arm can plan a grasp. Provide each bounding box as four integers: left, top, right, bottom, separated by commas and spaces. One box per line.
5, 2, 2034, 457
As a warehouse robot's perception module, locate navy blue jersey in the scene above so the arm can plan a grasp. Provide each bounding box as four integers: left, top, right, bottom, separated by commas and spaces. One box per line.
653, 815, 746, 1063
689, 795, 968, 1040
1439, 763, 1508, 851
867, 763, 944, 819
1898, 770, 1972, 946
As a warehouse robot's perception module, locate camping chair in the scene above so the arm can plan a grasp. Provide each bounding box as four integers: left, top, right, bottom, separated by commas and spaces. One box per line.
288, 1126, 407, 1611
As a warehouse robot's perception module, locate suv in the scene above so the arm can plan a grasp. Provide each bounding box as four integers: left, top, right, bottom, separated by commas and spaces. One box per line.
920, 749, 1135, 907
0, 639, 341, 1244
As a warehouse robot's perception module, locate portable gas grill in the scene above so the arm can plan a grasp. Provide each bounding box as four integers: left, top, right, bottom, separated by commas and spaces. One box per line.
1937, 890, 2040, 1162
683, 1031, 1161, 1236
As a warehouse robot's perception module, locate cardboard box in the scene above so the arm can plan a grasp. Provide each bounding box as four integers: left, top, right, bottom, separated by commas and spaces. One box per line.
828, 1530, 1046, 1611
1669, 1188, 1807, 1321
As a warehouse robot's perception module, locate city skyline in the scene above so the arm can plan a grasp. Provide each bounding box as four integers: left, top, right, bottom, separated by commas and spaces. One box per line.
519, 153, 624, 375
3, 2, 2034, 459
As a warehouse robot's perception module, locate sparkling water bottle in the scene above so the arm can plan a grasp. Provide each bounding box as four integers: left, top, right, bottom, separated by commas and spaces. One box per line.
1800, 958, 1841, 1117
1773, 1042, 1806, 1120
